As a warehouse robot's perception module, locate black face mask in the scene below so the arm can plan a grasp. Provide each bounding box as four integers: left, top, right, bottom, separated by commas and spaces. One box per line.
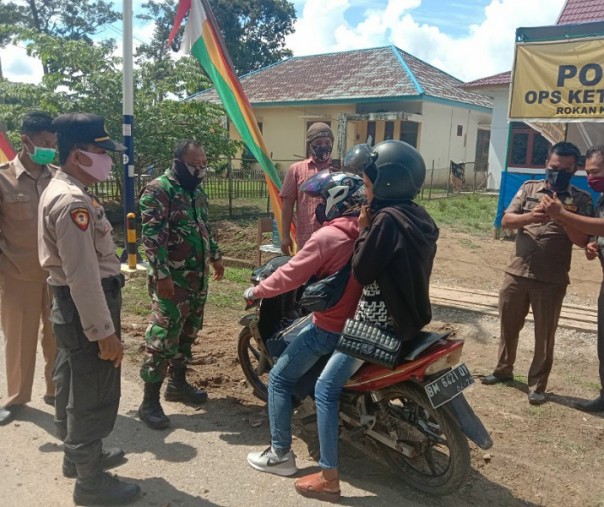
545, 168, 573, 191
173, 159, 201, 192
310, 144, 332, 162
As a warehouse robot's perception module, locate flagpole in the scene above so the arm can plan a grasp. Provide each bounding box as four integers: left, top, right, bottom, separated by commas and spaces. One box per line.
123, 0, 135, 249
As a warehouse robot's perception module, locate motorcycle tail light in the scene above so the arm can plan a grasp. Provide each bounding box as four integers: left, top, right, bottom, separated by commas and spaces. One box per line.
424, 347, 463, 375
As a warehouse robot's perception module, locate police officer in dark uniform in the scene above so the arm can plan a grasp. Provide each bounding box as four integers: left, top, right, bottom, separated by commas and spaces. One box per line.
38, 113, 140, 505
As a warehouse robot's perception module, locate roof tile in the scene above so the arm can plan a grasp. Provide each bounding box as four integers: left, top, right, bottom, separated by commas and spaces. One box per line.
193, 46, 492, 109
557, 0, 604, 25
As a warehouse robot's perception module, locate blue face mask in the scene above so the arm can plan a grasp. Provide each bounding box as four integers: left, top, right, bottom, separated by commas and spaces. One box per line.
545, 168, 573, 191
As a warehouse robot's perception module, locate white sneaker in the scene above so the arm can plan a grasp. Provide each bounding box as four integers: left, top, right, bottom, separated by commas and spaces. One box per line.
247, 446, 298, 476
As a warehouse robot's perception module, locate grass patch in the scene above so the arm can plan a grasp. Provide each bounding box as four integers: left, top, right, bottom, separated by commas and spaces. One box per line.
458, 238, 480, 250
122, 267, 251, 316
419, 194, 498, 235
565, 374, 602, 392
121, 276, 149, 317
208, 266, 252, 310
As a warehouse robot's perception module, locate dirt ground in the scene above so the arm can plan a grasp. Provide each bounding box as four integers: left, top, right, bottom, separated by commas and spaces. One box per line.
117, 227, 604, 507
2, 226, 604, 506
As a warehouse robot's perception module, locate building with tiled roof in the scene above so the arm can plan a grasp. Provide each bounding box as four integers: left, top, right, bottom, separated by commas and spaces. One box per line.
557, 0, 604, 25
460, 0, 604, 192
193, 46, 493, 183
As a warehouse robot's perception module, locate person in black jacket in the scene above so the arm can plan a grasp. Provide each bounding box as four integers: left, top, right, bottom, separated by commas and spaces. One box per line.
294, 141, 439, 502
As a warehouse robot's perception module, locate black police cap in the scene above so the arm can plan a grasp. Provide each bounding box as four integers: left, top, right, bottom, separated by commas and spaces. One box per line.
52, 113, 125, 152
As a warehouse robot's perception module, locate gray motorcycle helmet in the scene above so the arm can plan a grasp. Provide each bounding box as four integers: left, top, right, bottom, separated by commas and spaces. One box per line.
342, 143, 375, 175
343, 140, 426, 201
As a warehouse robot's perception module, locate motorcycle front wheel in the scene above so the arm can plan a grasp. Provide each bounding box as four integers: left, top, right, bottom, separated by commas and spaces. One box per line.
374, 383, 471, 496
237, 327, 270, 402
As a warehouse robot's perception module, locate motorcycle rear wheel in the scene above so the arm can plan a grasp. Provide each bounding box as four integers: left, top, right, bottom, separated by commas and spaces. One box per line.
374, 383, 471, 496
237, 327, 269, 402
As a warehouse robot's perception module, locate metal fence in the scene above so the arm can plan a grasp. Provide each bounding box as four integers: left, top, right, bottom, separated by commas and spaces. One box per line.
421, 161, 491, 199
92, 159, 491, 214
92, 163, 287, 205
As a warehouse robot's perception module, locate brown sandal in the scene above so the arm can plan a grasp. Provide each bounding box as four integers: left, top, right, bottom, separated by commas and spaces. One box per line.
294, 472, 341, 503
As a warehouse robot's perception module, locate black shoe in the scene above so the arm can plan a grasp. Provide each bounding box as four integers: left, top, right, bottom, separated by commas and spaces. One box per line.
73, 472, 140, 506
480, 374, 513, 385
63, 448, 127, 479
528, 391, 546, 405
139, 381, 170, 430
573, 396, 604, 413
0, 405, 22, 426
165, 364, 208, 405
43, 395, 56, 407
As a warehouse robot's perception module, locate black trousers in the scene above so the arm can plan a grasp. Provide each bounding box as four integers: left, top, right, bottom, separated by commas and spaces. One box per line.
597, 281, 604, 397
50, 276, 123, 479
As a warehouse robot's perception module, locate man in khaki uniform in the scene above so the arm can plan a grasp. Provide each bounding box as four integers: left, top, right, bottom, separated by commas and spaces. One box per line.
39, 113, 140, 505
482, 142, 592, 405
0, 112, 57, 426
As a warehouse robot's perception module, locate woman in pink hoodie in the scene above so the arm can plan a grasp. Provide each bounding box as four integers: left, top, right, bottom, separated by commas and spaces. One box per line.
243, 171, 365, 478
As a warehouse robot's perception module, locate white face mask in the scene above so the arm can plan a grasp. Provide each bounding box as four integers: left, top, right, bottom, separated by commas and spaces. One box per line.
77, 150, 113, 182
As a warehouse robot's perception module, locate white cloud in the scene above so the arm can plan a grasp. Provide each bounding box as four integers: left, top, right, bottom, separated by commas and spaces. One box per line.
2, 0, 569, 84
286, 0, 567, 81
0, 45, 43, 84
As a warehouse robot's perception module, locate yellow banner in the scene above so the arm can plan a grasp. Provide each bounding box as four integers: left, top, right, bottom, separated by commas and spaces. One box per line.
509, 38, 604, 122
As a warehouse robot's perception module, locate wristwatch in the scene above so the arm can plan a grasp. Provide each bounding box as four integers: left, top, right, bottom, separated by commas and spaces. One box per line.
210, 250, 223, 262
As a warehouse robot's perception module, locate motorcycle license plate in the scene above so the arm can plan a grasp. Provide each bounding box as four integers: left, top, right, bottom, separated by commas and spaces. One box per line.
424, 363, 474, 409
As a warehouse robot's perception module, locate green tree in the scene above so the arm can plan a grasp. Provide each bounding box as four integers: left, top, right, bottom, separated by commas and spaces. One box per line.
1, 30, 237, 197
211, 0, 296, 75
0, 0, 120, 74
137, 0, 296, 77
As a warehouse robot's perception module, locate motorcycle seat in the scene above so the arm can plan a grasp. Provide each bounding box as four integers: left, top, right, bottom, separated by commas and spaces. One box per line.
402, 330, 452, 361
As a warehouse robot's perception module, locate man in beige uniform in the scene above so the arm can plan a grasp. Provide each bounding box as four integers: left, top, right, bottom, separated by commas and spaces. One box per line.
482, 142, 592, 405
39, 113, 140, 505
0, 112, 57, 426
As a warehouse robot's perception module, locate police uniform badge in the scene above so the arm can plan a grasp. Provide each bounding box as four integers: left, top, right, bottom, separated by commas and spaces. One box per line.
562, 196, 577, 213
70, 207, 90, 231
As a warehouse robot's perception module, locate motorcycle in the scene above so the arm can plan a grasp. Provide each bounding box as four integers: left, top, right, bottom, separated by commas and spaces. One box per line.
238, 256, 492, 496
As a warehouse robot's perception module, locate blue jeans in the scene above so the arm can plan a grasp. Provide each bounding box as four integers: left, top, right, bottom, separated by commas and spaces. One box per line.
268, 322, 340, 453
315, 351, 364, 469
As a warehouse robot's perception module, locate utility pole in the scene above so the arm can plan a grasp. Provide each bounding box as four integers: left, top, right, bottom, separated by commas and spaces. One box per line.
123, 0, 135, 250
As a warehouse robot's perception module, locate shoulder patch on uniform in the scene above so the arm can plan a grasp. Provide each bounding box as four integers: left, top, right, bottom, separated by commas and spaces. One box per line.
70, 207, 90, 231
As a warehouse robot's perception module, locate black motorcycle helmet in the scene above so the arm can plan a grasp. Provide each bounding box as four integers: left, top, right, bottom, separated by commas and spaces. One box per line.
343, 140, 426, 201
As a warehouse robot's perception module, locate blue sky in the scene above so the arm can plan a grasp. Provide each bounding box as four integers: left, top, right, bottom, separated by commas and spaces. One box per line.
340, 0, 492, 37
3, 0, 566, 83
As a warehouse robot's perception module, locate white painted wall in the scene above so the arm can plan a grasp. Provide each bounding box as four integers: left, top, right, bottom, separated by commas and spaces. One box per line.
419, 102, 492, 185
229, 104, 356, 171
227, 100, 493, 185
485, 87, 511, 190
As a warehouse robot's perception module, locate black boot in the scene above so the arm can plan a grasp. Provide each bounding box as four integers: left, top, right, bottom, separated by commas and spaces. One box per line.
63, 447, 126, 478
138, 381, 170, 430
165, 364, 208, 405
73, 471, 140, 506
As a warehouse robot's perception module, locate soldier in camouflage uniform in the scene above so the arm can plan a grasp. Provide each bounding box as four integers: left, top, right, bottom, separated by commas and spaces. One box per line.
138, 140, 224, 430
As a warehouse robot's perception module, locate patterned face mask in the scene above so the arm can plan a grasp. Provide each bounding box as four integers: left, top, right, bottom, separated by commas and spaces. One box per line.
185, 163, 207, 180
310, 143, 333, 162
